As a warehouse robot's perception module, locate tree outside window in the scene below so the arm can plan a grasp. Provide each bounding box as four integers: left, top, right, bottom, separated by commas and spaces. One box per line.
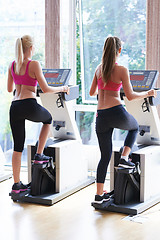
79, 0, 146, 103
76, 0, 146, 144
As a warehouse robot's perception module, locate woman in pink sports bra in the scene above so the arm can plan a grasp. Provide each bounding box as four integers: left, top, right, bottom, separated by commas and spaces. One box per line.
7, 35, 69, 194
90, 36, 156, 204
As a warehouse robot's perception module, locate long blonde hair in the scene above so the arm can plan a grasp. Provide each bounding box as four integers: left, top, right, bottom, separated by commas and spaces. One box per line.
15, 35, 34, 74
101, 36, 121, 84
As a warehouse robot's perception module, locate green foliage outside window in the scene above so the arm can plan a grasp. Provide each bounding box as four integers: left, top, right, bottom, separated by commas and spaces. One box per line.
76, 14, 94, 144
76, 0, 146, 143
80, 0, 146, 102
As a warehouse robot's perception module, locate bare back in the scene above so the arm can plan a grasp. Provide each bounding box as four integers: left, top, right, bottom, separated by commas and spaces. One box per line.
8, 60, 37, 101
96, 64, 123, 110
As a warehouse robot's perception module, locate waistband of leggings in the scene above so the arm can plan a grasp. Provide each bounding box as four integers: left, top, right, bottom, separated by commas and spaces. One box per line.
12, 98, 37, 104
97, 104, 123, 113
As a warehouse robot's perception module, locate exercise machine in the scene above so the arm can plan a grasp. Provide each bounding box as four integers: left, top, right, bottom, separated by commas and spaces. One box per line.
10, 68, 95, 205
92, 69, 160, 215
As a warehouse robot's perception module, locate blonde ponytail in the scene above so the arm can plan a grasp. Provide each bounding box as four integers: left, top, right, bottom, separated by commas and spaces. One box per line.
15, 35, 34, 74
15, 38, 23, 74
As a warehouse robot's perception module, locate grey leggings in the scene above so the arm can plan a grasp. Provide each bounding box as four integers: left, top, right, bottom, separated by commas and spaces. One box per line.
96, 104, 139, 183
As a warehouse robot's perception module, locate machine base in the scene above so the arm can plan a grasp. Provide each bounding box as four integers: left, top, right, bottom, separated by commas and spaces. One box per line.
92, 194, 160, 215
10, 176, 95, 205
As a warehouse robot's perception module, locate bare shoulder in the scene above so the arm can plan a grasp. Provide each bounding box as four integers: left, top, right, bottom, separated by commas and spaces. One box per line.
95, 63, 102, 78
116, 65, 129, 77
29, 60, 42, 73
96, 63, 101, 69
116, 65, 128, 72
30, 60, 40, 68
8, 61, 13, 72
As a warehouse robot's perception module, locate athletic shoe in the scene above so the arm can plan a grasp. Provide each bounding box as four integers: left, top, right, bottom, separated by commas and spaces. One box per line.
33, 153, 52, 164
93, 192, 110, 204
11, 181, 29, 194
118, 158, 135, 169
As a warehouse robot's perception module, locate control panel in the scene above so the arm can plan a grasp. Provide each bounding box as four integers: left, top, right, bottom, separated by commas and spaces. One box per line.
42, 69, 72, 86
129, 70, 159, 91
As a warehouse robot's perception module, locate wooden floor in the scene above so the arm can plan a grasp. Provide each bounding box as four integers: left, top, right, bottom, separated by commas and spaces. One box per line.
1, 171, 160, 240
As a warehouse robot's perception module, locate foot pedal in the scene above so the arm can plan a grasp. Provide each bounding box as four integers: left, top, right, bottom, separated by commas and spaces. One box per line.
114, 166, 135, 174
9, 189, 30, 202
32, 161, 51, 169
91, 197, 114, 210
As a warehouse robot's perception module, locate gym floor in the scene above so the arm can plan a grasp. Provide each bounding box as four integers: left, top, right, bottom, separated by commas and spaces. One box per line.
0, 170, 160, 240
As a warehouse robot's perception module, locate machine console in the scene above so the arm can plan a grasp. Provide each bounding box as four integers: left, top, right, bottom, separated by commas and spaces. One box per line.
37, 68, 72, 94
42, 68, 72, 87
129, 70, 159, 91
121, 70, 159, 95
123, 70, 160, 145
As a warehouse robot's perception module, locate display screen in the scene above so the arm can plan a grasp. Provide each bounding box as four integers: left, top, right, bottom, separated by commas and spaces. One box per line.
42, 68, 72, 87
130, 75, 144, 81
120, 70, 159, 93
44, 73, 59, 79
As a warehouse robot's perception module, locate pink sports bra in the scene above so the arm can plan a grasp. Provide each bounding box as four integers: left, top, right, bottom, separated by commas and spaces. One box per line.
97, 77, 122, 91
11, 60, 38, 87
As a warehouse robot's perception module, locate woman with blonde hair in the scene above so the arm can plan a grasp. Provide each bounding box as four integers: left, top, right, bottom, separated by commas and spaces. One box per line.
90, 36, 156, 204
7, 35, 69, 194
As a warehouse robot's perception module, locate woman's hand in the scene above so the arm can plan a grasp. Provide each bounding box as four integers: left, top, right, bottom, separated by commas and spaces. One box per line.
147, 89, 157, 98
62, 85, 70, 95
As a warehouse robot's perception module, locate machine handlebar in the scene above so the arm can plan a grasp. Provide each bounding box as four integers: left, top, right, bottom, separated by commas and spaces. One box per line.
149, 89, 160, 106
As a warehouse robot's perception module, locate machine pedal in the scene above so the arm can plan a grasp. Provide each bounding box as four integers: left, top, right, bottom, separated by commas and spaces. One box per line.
91, 190, 114, 210
9, 189, 31, 202
32, 161, 51, 169
114, 166, 135, 174
91, 197, 114, 210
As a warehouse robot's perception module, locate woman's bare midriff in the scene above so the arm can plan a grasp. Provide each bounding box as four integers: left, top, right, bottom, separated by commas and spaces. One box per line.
97, 89, 121, 110
13, 84, 36, 101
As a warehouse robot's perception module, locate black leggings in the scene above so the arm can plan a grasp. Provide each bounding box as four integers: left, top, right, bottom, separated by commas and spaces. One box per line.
9, 98, 52, 152
96, 104, 139, 183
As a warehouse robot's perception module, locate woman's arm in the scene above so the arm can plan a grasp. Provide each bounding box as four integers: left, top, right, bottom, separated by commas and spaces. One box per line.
89, 72, 98, 96
33, 61, 69, 94
121, 67, 156, 100
7, 64, 14, 93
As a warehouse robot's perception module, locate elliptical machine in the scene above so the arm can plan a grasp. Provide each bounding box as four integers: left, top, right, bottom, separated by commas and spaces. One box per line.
10, 68, 95, 205
92, 69, 160, 215
92, 146, 141, 215
9, 140, 56, 202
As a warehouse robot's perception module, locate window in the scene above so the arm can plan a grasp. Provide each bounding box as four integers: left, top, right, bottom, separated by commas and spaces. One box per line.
0, 0, 45, 166
79, 0, 146, 103
75, 0, 146, 145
